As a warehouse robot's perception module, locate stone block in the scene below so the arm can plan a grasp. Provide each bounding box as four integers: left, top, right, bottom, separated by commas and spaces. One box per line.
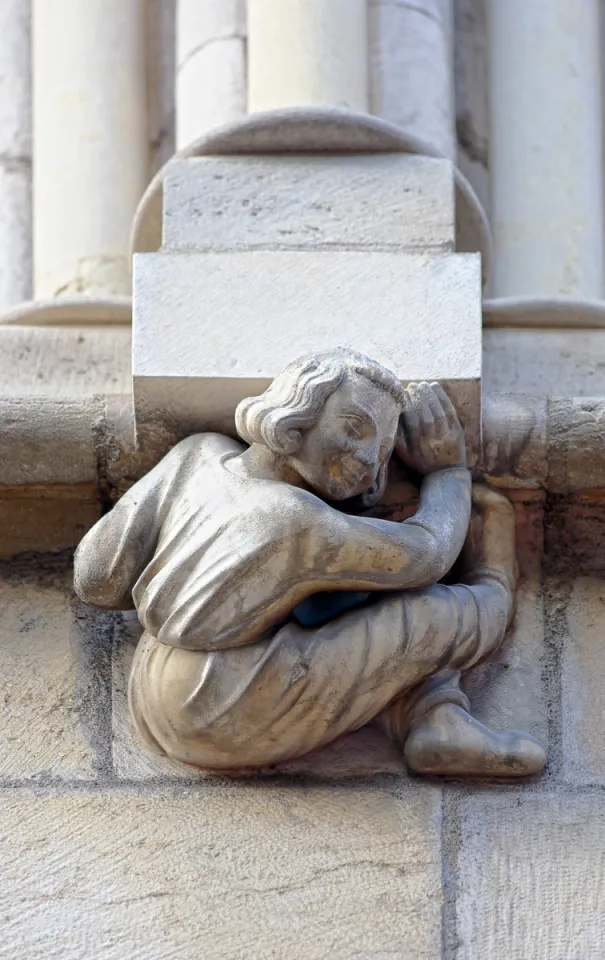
0, 494, 100, 558
0, 397, 97, 486
0, 394, 102, 554
547, 398, 605, 495
484, 328, 605, 398
162, 154, 454, 252
0, 784, 442, 959
113, 616, 405, 780
561, 576, 605, 784
453, 791, 605, 958
463, 501, 548, 745
544, 501, 605, 574
0, 325, 132, 397
0, 572, 102, 780
133, 250, 482, 455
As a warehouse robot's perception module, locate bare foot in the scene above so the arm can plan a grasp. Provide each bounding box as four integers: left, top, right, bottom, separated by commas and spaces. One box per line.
404, 702, 547, 778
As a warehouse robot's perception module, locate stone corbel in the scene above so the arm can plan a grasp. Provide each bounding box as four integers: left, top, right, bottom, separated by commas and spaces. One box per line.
74, 350, 547, 780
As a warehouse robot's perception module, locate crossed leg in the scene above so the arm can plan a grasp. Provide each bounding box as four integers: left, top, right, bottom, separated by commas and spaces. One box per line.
377, 485, 546, 778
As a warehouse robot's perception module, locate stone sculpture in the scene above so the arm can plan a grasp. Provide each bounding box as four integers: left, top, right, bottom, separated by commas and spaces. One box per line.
74, 349, 547, 778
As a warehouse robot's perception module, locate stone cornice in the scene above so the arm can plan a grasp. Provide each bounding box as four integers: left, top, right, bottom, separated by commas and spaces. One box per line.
1, 392, 604, 498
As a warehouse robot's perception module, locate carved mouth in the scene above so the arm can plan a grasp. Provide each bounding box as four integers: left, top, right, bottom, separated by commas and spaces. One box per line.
341, 467, 374, 492
328, 458, 374, 496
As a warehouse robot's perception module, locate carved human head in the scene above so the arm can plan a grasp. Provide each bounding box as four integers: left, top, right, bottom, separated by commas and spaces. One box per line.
235, 349, 405, 504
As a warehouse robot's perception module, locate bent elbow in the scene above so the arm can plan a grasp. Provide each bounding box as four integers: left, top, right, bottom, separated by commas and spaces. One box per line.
73, 545, 134, 610
409, 528, 453, 587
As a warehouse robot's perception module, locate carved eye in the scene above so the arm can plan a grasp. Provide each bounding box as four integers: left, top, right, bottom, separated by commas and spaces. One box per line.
342, 415, 365, 439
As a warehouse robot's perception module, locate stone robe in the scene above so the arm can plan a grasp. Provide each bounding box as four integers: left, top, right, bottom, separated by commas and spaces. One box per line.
74, 434, 512, 770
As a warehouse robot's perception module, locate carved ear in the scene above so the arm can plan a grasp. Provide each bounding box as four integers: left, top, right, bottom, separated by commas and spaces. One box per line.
359, 456, 390, 509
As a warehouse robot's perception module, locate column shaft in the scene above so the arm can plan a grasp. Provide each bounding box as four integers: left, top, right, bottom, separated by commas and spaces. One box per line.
33, 0, 148, 298
369, 0, 455, 159
0, 0, 31, 310
247, 0, 368, 113
488, 0, 604, 298
177, 0, 246, 148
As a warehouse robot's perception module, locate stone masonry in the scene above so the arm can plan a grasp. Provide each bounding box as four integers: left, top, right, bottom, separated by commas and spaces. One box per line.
2, 492, 605, 958
2, 1, 605, 958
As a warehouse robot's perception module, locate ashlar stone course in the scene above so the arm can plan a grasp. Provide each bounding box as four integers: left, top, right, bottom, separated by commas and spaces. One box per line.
0, 575, 101, 780
0, 785, 443, 960
454, 791, 605, 959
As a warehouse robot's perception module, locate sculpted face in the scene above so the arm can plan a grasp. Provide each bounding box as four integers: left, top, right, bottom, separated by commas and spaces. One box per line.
289, 373, 402, 500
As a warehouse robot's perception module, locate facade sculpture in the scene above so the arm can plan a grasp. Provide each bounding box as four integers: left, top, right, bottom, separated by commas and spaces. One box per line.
74, 349, 546, 779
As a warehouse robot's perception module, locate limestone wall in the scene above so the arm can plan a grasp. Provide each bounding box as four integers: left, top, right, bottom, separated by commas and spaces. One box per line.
1, 493, 603, 958
1, 3, 605, 958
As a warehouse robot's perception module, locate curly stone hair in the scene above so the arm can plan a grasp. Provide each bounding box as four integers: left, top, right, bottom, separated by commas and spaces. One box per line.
235, 349, 405, 506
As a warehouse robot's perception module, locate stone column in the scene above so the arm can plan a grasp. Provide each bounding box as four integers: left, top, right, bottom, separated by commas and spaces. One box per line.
247, 0, 368, 112
369, 0, 456, 160
176, 0, 246, 148
32, 0, 148, 299
488, 0, 604, 299
0, 0, 31, 311
365, 1, 489, 283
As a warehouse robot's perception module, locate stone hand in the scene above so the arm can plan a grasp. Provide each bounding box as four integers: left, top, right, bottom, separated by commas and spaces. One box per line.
395, 381, 467, 474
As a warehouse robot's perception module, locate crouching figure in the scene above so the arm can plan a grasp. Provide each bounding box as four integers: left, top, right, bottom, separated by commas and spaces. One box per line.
74, 349, 546, 778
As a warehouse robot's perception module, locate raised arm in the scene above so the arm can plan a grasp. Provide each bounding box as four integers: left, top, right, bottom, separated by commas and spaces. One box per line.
322, 465, 471, 591
316, 381, 472, 591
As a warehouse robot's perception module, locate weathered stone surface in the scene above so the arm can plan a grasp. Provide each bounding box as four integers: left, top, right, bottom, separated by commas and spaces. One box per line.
484, 327, 605, 402
0, 495, 100, 558
463, 501, 548, 746
482, 394, 547, 489
113, 616, 405, 780
561, 576, 605, 785
0, 397, 97, 486
0, 325, 131, 397
0, 574, 103, 780
545, 500, 605, 575
0, 785, 442, 959
547, 397, 605, 494
454, 791, 605, 958
133, 250, 482, 451
163, 154, 454, 252
130, 107, 491, 285
0, 394, 101, 555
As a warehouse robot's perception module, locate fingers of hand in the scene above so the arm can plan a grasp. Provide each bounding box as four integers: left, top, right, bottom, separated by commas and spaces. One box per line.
402, 389, 421, 439
430, 382, 460, 428
409, 382, 436, 434
421, 382, 448, 436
